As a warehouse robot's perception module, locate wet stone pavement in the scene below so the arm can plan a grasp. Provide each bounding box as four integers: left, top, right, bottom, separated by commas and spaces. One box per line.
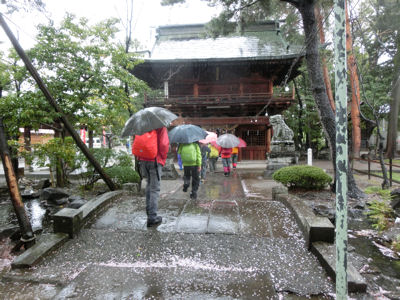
1, 168, 335, 299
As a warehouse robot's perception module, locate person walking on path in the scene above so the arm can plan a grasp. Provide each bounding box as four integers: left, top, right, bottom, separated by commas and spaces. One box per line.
133, 127, 170, 227
200, 142, 211, 182
208, 143, 219, 172
220, 147, 232, 176
231, 147, 239, 169
178, 142, 202, 200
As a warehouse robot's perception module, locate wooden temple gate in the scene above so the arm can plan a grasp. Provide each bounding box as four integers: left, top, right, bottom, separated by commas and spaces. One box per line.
131, 22, 304, 159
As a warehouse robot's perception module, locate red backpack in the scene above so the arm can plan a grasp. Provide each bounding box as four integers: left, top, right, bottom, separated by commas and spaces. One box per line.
132, 130, 158, 159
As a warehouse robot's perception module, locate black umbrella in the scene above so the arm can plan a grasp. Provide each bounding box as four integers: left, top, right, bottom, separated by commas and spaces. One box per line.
216, 133, 240, 148
121, 107, 178, 137
168, 124, 207, 143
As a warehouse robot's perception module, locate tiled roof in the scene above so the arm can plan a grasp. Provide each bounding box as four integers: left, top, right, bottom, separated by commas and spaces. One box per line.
146, 22, 303, 62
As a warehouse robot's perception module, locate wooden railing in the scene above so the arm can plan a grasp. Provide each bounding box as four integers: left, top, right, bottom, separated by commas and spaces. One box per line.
144, 92, 294, 106
352, 157, 400, 186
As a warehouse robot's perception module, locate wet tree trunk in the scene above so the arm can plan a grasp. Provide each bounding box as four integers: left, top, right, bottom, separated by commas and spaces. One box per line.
24, 126, 32, 172
346, 3, 362, 158
293, 78, 304, 151
88, 130, 93, 149
283, 0, 363, 198
386, 75, 400, 158
314, 4, 335, 112
0, 118, 35, 249
54, 123, 65, 188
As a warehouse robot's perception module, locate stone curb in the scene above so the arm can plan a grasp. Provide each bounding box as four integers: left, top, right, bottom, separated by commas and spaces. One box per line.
272, 186, 367, 293
11, 233, 69, 269
53, 190, 124, 238
311, 242, 367, 293
273, 186, 334, 248
11, 190, 124, 269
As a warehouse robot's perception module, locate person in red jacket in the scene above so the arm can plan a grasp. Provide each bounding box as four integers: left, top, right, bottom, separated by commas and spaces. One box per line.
220, 147, 232, 176
137, 127, 169, 227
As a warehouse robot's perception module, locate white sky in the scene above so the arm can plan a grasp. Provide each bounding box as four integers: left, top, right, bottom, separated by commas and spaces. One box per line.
0, 0, 221, 52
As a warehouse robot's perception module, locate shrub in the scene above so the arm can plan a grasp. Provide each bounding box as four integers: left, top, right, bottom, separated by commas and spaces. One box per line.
392, 235, 400, 252
73, 148, 136, 188
272, 165, 332, 190
365, 199, 394, 231
105, 166, 140, 186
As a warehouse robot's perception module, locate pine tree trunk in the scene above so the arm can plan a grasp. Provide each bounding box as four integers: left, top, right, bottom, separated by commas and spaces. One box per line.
346, 2, 362, 158
386, 75, 400, 158
315, 5, 335, 112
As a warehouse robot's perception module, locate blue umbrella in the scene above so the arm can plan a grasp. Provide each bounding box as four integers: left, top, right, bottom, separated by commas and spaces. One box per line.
168, 124, 207, 143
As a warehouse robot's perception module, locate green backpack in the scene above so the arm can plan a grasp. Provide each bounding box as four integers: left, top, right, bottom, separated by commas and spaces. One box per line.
209, 145, 219, 158
180, 143, 197, 165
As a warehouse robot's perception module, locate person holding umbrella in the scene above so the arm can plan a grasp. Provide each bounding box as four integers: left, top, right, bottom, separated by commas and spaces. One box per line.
216, 133, 240, 177
178, 142, 202, 200
220, 147, 233, 176
208, 143, 220, 172
231, 147, 239, 169
122, 107, 177, 228
169, 124, 207, 200
232, 137, 246, 169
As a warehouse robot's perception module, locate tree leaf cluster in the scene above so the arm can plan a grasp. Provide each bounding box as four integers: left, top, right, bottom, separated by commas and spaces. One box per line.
0, 13, 148, 141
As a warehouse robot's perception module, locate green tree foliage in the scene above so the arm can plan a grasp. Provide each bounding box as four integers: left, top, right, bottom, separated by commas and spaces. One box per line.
364, 186, 394, 230
29, 14, 144, 137
26, 137, 77, 185
283, 64, 326, 153
351, 0, 400, 154
1, 0, 45, 14
0, 13, 148, 187
0, 49, 55, 137
74, 148, 138, 188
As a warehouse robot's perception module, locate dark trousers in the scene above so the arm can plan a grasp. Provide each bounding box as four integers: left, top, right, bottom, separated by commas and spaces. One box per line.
183, 166, 200, 193
140, 160, 162, 220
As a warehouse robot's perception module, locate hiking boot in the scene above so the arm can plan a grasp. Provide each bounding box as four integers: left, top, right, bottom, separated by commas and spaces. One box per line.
183, 185, 188, 192
190, 192, 197, 200
147, 216, 162, 227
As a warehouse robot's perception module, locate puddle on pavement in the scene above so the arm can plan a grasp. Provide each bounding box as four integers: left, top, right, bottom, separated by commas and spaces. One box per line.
0, 197, 50, 233
56, 264, 279, 299
0, 281, 60, 299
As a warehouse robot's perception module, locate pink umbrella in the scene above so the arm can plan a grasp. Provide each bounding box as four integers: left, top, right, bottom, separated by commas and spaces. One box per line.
238, 137, 247, 148
199, 131, 218, 144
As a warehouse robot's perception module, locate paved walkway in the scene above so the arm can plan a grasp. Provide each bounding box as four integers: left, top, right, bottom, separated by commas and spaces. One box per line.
1, 161, 337, 299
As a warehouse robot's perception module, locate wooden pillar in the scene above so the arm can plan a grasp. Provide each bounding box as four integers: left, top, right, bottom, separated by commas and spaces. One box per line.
266, 127, 271, 153
268, 80, 273, 94
292, 84, 295, 98
194, 83, 199, 97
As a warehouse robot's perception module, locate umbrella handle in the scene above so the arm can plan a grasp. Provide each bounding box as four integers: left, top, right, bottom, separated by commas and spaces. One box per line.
136, 158, 143, 180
